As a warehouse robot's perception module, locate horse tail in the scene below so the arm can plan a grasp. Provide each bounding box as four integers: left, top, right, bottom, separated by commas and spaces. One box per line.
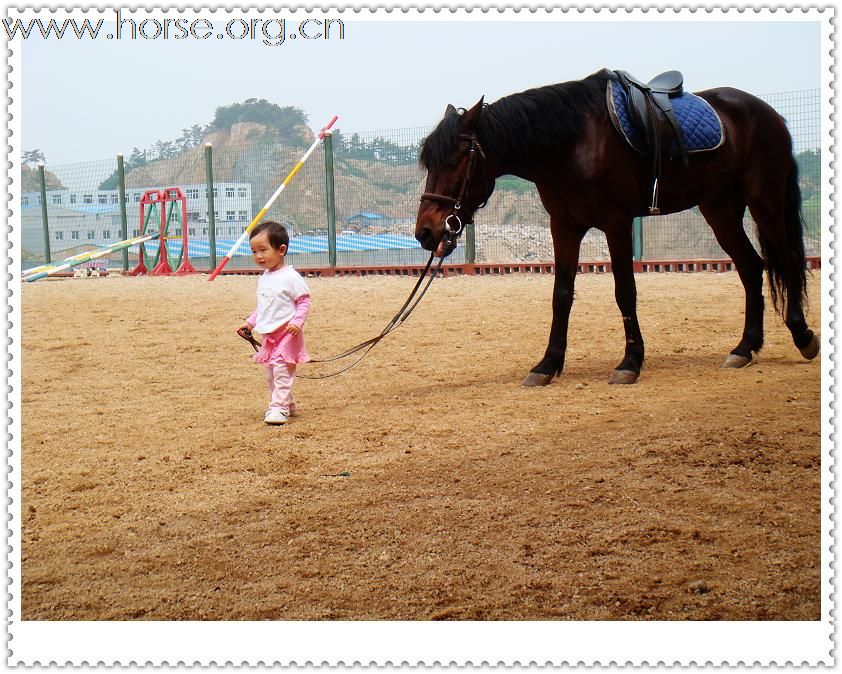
756, 157, 807, 318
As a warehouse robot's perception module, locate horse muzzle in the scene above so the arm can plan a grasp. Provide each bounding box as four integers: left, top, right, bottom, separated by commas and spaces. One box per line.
416, 214, 463, 258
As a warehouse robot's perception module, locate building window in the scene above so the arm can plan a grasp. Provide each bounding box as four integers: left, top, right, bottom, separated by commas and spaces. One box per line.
132, 228, 140, 236
103, 230, 111, 239
51, 193, 62, 205
71, 231, 80, 240
202, 228, 208, 236
186, 188, 199, 199
110, 194, 119, 204
226, 210, 236, 221
22, 196, 29, 206
87, 230, 96, 240
238, 210, 248, 220
98, 194, 108, 204
237, 187, 247, 198
83, 194, 93, 204
54, 231, 63, 240
225, 187, 234, 198
134, 194, 141, 203
69, 194, 77, 204
211, 188, 218, 198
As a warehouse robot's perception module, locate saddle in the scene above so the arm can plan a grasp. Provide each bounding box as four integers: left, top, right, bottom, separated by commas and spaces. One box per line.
611, 70, 689, 215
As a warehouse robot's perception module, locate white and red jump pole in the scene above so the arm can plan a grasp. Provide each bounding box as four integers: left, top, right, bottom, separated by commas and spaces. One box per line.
208, 115, 338, 281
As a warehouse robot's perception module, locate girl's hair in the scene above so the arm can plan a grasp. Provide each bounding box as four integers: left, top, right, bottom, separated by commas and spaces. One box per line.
249, 220, 289, 250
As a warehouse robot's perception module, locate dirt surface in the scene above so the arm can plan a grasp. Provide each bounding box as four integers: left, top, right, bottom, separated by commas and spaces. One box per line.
20, 270, 822, 620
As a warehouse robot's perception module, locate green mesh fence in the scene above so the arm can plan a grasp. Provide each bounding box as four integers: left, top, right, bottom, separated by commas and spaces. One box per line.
640, 89, 822, 261
21, 89, 821, 273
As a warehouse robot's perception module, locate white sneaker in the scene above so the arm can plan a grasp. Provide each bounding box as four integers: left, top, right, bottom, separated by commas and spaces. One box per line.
264, 409, 289, 425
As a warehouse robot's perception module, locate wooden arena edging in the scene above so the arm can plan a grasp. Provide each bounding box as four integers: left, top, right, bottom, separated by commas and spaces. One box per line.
41, 256, 820, 279
224, 256, 821, 278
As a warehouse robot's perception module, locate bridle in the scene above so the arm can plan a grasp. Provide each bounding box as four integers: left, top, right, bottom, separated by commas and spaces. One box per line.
420, 132, 488, 246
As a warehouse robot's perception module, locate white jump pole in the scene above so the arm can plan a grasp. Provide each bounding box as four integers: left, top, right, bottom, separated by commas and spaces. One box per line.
24, 232, 160, 282
207, 115, 338, 281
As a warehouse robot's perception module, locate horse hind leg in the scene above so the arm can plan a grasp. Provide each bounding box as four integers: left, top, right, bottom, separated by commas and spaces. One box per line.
747, 191, 819, 361
698, 196, 765, 368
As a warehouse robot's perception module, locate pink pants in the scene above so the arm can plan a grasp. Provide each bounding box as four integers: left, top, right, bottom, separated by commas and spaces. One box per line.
263, 362, 297, 414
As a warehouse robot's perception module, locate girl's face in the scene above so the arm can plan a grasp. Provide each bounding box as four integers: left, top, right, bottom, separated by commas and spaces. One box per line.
250, 231, 286, 271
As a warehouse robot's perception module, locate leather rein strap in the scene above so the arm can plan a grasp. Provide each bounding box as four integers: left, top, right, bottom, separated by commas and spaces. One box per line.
237, 253, 444, 380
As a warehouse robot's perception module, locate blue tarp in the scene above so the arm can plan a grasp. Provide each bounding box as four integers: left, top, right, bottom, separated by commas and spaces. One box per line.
131, 233, 420, 257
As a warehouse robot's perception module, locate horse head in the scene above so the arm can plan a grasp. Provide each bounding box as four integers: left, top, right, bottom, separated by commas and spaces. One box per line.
416, 98, 495, 257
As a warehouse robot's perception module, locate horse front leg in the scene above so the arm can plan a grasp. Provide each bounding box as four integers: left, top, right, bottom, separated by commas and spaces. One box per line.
606, 224, 644, 384
523, 224, 585, 387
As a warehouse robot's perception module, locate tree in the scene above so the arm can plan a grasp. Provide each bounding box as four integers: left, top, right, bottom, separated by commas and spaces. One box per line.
22, 149, 46, 166
98, 147, 149, 190
795, 148, 820, 201
210, 99, 309, 144
128, 147, 147, 169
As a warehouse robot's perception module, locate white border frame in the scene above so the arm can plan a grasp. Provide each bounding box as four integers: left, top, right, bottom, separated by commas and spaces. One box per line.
5, 5, 835, 666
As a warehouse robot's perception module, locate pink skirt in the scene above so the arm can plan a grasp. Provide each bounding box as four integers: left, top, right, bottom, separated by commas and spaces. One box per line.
252, 326, 310, 365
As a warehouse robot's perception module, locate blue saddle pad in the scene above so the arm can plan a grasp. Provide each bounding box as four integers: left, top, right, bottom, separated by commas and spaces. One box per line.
607, 80, 724, 155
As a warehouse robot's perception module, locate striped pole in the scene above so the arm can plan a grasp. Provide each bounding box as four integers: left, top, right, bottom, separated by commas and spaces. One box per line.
24, 232, 160, 282
207, 115, 338, 281
23, 249, 103, 279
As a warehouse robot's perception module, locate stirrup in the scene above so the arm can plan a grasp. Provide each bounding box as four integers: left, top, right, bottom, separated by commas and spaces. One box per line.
649, 178, 661, 215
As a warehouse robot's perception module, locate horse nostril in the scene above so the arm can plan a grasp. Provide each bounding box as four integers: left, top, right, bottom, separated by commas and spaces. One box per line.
416, 227, 433, 246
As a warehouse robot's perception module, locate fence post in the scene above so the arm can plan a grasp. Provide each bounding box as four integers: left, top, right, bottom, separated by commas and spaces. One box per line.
465, 221, 476, 264
117, 154, 129, 271
204, 144, 217, 271
632, 217, 643, 261
323, 131, 337, 268
37, 165, 51, 264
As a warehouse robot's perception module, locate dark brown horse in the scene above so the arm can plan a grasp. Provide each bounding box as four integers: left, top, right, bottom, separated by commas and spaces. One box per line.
415, 69, 819, 386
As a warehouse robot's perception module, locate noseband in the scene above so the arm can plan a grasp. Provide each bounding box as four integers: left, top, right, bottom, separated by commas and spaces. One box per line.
420, 133, 488, 240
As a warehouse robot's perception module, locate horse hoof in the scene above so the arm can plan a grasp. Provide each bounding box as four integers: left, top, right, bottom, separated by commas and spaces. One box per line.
608, 369, 639, 385
799, 333, 820, 360
721, 353, 753, 368
522, 372, 553, 387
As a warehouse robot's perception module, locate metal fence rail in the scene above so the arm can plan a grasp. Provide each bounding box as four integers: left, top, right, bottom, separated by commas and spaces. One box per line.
21, 89, 821, 273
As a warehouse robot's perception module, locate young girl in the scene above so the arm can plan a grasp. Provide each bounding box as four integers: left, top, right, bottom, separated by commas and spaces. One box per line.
238, 221, 311, 425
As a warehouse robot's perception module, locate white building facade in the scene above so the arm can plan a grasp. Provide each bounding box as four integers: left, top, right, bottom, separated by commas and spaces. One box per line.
21, 182, 254, 258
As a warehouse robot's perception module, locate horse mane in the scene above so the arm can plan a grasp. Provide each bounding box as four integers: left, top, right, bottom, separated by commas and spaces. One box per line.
419, 70, 612, 171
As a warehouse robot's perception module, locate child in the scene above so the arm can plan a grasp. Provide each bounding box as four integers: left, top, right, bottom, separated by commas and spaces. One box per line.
238, 221, 311, 425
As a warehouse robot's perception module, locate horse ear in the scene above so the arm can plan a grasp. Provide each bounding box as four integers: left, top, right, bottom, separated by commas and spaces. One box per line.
461, 97, 485, 130
445, 104, 458, 116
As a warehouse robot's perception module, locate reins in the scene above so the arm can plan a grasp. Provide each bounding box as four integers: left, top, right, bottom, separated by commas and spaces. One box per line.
238, 252, 444, 380
237, 133, 486, 379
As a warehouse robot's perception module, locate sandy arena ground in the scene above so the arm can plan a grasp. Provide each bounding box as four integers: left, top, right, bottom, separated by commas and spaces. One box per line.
20, 270, 822, 620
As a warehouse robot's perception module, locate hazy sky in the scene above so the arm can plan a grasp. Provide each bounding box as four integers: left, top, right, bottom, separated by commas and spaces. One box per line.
19, 13, 822, 166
